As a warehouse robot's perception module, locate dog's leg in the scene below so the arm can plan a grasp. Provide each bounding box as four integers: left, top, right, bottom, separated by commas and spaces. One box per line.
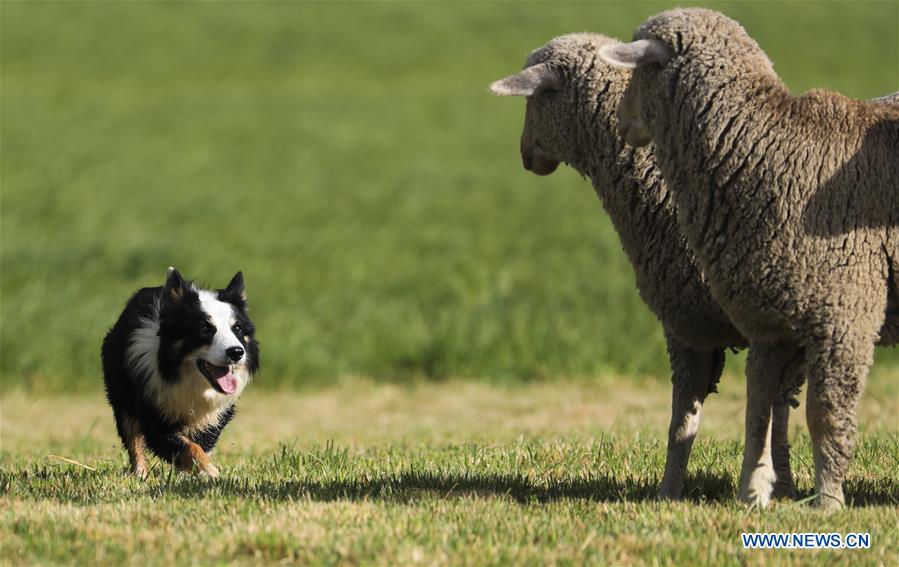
173, 434, 220, 478
116, 413, 149, 479
142, 424, 221, 478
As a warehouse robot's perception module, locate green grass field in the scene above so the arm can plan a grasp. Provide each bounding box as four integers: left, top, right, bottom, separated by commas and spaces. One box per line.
3, 378, 898, 565
2, 0, 897, 390
2, 1, 898, 565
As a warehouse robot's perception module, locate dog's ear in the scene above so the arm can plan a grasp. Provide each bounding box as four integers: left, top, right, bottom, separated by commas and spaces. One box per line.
163, 267, 190, 303
221, 271, 247, 305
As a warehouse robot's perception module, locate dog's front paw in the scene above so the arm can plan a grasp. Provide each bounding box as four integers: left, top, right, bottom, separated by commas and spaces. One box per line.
130, 462, 149, 480
199, 462, 220, 479
176, 442, 218, 477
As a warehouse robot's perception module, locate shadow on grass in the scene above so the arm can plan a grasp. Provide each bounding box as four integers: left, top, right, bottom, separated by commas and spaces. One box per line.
161, 470, 897, 507
165, 469, 728, 503
842, 479, 899, 507
5, 466, 896, 507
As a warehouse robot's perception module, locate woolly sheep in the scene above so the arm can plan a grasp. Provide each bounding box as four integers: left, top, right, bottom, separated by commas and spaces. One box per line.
488, 34, 804, 501
600, 8, 899, 508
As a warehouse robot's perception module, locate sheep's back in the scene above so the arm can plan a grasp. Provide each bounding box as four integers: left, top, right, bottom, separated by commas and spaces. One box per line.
667, 88, 898, 341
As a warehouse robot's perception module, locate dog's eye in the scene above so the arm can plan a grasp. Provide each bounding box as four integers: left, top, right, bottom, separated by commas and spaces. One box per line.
202, 321, 216, 336
232, 323, 242, 335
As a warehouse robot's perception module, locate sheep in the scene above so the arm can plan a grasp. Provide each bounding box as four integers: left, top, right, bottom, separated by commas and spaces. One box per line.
873, 92, 899, 105
488, 33, 805, 501
599, 8, 899, 508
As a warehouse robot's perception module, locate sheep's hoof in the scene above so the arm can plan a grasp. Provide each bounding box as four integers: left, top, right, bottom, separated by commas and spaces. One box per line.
738, 491, 772, 509
656, 489, 680, 501
771, 479, 797, 500
739, 469, 776, 509
738, 478, 774, 509
811, 492, 844, 510
656, 481, 683, 501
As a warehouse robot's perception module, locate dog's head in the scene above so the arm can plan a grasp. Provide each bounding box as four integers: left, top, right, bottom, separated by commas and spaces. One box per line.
156, 268, 259, 397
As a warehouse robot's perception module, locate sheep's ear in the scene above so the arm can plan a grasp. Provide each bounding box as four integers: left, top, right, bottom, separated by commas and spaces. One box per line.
599, 39, 673, 69
488, 63, 561, 96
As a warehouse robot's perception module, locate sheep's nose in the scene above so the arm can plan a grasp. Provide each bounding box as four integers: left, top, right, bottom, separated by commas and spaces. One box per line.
226, 346, 245, 362
522, 153, 533, 171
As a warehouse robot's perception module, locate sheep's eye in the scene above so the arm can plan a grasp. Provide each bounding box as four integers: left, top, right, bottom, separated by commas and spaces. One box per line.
232, 323, 242, 335
202, 321, 216, 336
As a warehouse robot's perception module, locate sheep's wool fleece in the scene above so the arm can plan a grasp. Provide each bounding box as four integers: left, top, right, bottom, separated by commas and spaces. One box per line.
626, 8, 899, 345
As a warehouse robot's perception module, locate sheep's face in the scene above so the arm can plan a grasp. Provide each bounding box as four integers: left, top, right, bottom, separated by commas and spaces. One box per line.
489, 34, 617, 177
519, 78, 578, 176
599, 8, 776, 149
597, 38, 675, 149
616, 78, 652, 147
489, 60, 570, 176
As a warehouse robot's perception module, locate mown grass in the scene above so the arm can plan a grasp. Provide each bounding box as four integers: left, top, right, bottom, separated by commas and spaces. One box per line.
3, 378, 898, 565
2, 1, 898, 391
3, 2, 897, 564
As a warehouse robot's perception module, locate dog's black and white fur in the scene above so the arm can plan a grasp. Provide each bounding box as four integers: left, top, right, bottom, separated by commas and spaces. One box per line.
101, 268, 259, 478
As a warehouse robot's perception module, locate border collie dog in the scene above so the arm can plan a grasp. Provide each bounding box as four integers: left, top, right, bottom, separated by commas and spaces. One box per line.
102, 268, 259, 478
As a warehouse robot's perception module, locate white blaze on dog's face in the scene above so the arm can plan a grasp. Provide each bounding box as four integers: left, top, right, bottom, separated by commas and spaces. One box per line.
182, 291, 250, 398
200, 292, 244, 362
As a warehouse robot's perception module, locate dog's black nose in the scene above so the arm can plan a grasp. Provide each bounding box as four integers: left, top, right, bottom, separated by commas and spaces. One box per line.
226, 346, 244, 362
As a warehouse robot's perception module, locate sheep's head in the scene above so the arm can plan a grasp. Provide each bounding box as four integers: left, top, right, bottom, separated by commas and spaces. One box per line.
488, 34, 623, 177
598, 8, 775, 148
489, 60, 563, 175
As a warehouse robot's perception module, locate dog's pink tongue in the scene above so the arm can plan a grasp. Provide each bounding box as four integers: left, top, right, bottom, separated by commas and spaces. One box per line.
209, 364, 238, 394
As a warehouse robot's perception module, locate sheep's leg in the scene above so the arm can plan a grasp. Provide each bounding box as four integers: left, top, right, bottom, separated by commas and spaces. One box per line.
770, 400, 796, 499
738, 341, 797, 508
805, 320, 877, 510
658, 336, 724, 500
771, 349, 805, 499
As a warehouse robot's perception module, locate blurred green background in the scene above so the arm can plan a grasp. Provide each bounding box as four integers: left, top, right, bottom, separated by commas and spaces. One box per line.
2, 1, 897, 392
